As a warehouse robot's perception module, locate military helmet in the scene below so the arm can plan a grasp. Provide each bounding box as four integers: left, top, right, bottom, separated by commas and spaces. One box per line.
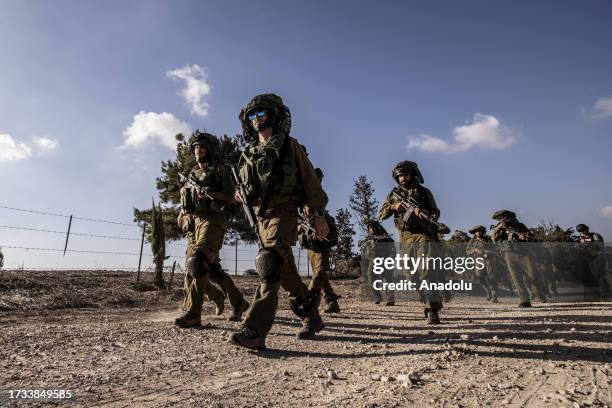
239, 93, 291, 142
492, 209, 516, 221
575, 224, 589, 233
392, 161, 424, 184
314, 167, 324, 180
469, 225, 487, 234
189, 130, 220, 157
366, 219, 387, 235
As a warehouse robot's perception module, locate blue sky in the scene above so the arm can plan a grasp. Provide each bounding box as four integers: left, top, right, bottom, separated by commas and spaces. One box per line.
1, 0, 611, 269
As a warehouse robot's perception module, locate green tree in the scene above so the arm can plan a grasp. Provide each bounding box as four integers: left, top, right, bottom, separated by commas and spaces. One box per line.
330, 208, 356, 276
150, 200, 167, 289
349, 175, 379, 235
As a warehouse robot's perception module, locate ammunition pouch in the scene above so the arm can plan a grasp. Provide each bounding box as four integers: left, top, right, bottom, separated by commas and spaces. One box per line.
255, 248, 282, 283
187, 250, 209, 278
289, 291, 320, 319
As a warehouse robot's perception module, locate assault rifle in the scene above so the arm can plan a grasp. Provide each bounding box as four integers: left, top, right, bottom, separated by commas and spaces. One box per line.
298, 210, 328, 242
177, 173, 214, 201
489, 224, 534, 241
229, 166, 264, 248
391, 191, 450, 234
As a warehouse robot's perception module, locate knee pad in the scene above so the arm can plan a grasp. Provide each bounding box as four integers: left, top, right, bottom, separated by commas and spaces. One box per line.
208, 262, 229, 280
187, 250, 209, 278
289, 291, 320, 319
255, 248, 282, 284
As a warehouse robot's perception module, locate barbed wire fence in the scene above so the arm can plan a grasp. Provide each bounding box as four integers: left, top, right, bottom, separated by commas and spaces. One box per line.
0, 205, 312, 280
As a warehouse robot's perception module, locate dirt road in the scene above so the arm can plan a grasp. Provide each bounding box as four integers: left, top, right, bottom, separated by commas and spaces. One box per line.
1, 274, 611, 407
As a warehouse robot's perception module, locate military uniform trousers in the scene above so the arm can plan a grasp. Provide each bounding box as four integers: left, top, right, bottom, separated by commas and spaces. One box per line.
503, 251, 546, 303
307, 249, 338, 299
243, 211, 321, 337
474, 258, 499, 299
400, 231, 443, 310
184, 217, 244, 315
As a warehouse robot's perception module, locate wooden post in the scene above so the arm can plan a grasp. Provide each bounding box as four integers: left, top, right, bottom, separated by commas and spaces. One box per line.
62, 215, 73, 256
297, 246, 301, 275
136, 224, 146, 283
168, 260, 176, 289
234, 238, 238, 276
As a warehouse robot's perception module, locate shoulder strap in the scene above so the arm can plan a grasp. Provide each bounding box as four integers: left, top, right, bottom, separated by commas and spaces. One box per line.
257, 135, 292, 217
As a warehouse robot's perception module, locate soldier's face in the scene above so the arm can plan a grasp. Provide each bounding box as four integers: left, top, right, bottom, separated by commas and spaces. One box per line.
398, 174, 411, 186
475, 231, 483, 238
194, 144, 207, 162
249, 109, 269, 132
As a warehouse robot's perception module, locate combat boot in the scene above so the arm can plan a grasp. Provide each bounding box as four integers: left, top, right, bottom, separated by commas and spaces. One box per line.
212, 295, 225, 316
229, 326, 266, 350
228, 299, 250, 322
174, 311, 201, 328
427, 310, 440, 324
297, 315, 324, 340
518, 301, 532, 308
385, 301, 395, 306
324, 299, 340, 313
491, 295, 499, 303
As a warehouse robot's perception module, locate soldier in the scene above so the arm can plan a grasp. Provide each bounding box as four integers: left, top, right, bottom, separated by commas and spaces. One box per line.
379, 161, 447, 324
177, 209, 225, 316
576, 224, 612, 298
299, 168, 342, 313
230, 94, 329, 350
467, 225, 499, 303
174, 131, 250, 328
362, 220, 396, 306
491, 210, 546, 307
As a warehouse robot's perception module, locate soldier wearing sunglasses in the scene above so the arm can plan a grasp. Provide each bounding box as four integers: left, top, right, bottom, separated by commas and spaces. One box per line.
230, 93, 329, 350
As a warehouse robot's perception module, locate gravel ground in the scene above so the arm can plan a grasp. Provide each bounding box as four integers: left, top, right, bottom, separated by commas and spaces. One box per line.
1, 271, 611, 407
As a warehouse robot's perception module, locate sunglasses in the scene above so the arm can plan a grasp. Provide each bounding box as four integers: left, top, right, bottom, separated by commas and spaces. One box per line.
247, 110, 267, 121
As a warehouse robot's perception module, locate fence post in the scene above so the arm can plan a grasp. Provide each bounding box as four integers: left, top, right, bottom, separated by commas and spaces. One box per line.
168, 260, 176, 289
234, 238, 238, 276
297, 246, 301, 275
136, 224, 146, 283
62, 215, 73, 256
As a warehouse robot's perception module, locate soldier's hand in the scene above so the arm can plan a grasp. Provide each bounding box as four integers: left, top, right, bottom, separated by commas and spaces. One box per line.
234, 191, 243, 204
391, 202, 403, 212
313, 214, 329, 240
415, 208, 430, 219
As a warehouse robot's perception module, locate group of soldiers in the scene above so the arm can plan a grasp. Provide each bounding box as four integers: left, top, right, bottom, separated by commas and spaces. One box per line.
172, 92, 610, 351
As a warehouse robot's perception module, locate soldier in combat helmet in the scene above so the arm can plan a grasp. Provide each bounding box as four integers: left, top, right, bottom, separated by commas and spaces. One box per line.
467, 225, 499, 303
576, 224, 612, 299
174, 131, 250, 328
379, 161, 448, 324
230, 94, 329, 350
491, 210, 546, 307
299, 168, 342, 314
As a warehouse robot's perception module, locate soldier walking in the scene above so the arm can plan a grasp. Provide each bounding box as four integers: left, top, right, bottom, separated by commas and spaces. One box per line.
174, 131, 250, 328
230, 94, 329, 350
467, 225, 499, 303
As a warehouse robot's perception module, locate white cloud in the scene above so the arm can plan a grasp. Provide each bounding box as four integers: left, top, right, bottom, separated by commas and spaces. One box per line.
166, 64, 211, 117
600, 206, 612, 220
121, 111, 192, 150
0, 133, 32, 162
587, 96, 612, 120
33, 137, 59, 152
407, 113, 517, 154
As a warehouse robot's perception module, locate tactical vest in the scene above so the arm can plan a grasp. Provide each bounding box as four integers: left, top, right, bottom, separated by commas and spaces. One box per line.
239, 133, 300, 208
181, 163, 226, 216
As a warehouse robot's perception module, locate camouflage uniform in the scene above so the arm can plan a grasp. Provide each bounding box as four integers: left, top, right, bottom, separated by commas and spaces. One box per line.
231, 94, 328, 349
299, 211, 341, 313
491, 210, 546, 306
379, 161, 444, 323
175, 132, 249, 327
577, 224, 611, 298
467, 225, 499, 303
361, 221, 396, 305
177, 209, 224, 313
